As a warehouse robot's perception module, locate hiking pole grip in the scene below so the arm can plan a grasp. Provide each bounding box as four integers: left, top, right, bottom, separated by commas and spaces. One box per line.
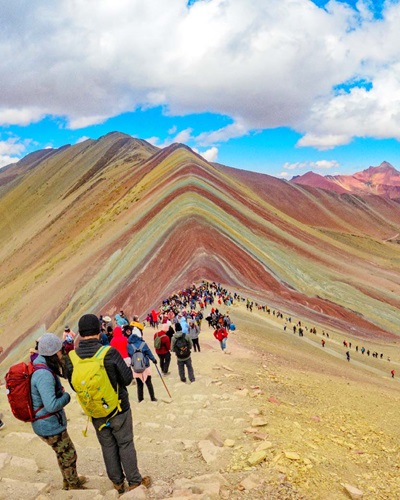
154, 362, 172, 398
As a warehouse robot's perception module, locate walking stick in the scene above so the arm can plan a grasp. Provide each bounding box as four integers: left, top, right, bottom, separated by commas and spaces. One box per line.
154, 362, 172, 398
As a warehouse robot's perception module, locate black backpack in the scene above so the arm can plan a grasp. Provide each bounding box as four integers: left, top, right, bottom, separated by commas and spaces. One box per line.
174, 336, 190, 359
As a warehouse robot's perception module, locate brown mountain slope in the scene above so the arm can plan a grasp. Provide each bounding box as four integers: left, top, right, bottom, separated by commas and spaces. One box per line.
1, 135, 400, 371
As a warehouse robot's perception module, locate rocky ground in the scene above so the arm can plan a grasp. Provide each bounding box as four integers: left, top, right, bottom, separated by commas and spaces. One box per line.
1, 300, 400, 499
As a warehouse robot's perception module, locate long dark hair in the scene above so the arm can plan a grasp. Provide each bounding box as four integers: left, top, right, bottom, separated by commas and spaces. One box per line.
43, 353, 64, 378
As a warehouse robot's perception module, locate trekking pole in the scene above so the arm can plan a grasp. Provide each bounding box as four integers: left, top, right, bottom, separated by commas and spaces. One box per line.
154, 363, 172, 398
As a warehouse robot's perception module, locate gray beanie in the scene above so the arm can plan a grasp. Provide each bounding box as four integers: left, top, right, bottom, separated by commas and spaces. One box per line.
38, 333, 63, 356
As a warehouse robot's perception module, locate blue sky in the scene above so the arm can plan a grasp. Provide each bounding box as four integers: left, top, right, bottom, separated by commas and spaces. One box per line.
1, 0, 400, 178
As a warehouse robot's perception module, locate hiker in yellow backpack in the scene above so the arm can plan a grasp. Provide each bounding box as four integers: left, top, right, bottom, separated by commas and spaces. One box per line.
65, 314, 151, 495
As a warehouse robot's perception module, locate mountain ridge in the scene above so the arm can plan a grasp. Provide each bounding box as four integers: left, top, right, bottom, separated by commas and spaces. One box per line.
292, 161, 400, 199
2, 135, 400, 372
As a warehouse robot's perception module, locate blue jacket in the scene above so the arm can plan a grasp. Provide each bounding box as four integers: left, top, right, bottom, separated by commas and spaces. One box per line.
30, 355, 70, 437
180, 317, 189, 334
127, 333, 156, 367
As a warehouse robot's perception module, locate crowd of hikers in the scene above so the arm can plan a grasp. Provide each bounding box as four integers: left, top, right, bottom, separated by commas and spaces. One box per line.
2, 281, 236, 494
1, 279, 397, 494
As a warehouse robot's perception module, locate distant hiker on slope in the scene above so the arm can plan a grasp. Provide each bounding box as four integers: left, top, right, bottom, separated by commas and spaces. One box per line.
188, 319, 201, 352
171, 325, 195, 383
32, 333, 86, 490
65, 314, 151, 495
214, 325, 229, 353
128, 330, 158, 402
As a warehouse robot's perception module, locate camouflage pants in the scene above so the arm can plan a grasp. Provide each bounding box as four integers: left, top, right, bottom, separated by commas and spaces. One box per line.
40, 430, 79, 488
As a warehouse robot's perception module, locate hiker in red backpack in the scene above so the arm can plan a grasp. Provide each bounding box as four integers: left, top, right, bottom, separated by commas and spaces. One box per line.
214, 325, 229, 352
31, 333, 85, 490
154, 324, 171, 375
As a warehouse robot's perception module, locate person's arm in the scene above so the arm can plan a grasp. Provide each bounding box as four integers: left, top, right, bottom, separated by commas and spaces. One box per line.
64, 354, 75, 391
144, 343, 157, 363
34, 370, 70, 412
171, 337, 176, 352
105, 347, 133, 387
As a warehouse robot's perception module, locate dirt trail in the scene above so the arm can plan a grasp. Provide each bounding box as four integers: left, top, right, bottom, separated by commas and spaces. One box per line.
1, 301, 400, 499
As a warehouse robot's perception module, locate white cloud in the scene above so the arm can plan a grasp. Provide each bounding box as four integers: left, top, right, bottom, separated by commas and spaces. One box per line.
278, 171, 290, 178
283, 160, 340, 170
193, 146, 219, 162
0, 155, 19, 169
0, 0, 400, 149
76, 136, 90, 144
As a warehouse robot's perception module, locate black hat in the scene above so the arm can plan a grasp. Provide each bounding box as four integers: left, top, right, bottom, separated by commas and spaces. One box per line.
78, 314, 100, 337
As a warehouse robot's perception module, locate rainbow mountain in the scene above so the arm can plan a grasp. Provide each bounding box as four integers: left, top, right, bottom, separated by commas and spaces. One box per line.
1, 132, 400, 368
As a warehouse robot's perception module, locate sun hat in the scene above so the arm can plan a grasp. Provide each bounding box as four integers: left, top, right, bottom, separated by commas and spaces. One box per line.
38, 333, 63, 356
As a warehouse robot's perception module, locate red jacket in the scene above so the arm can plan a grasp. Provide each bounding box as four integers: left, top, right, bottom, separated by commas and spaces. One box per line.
154, 331, 171, 355
214, 327, 228, 342
110, 326, 129, 358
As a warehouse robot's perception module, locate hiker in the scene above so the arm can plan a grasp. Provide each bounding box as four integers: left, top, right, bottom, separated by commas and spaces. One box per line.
151, 309, 159, 328
65, 314, 151, 495
31, 333, 85, 490
29, 338, 40, 362
115, 313, 129, 328
154, 324, 171, 375
321, 339, 325, 347
171, 327, 195, 383
213, 325, 229, 352
110, 326, 131, 367
391, 369, 395, 378
346, 351, 350, 362
188, 319, 201, 352
62, 326, 75, 355
128, 330, 158, 402
130, 315, 144, 338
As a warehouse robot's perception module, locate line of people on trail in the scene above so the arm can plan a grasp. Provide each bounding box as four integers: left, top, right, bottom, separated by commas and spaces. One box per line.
4, 281, 236, 494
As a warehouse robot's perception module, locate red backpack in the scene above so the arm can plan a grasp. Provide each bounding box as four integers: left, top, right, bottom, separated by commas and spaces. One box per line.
5, 362, 56, 423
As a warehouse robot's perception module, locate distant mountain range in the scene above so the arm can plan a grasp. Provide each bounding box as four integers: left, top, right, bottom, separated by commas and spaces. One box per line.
291, 161, 400, 200
1, 133, 400, 369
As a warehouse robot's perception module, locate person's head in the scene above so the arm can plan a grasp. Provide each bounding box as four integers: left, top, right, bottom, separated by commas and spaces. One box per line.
78, 313, 100, 338
38, 333, 64, 375
175, 323, 182, 332
64, 325, 70, 332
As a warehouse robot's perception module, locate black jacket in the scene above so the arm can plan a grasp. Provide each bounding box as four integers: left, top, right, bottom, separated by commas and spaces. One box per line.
65, 338, 133, 416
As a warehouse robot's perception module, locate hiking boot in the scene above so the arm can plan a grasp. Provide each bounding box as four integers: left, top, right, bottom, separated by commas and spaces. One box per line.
113, 482, 125, 494
181, 378, 187, 383
63, 476, 87, 490
128, 476, 152, 490
0, 421, 5, 431
151, 398, 158, 402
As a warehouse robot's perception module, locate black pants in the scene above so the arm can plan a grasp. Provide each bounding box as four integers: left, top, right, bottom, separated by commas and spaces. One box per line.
192, 338, 200, 352
177, 358, 195, 382
158, 352, 171, 374
136, 376, 156, 401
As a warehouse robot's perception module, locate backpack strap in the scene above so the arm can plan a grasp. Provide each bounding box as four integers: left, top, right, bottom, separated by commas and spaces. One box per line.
93, 346, 121, 431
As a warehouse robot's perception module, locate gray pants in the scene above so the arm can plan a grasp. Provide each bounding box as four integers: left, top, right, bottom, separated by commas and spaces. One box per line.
177, 357, 195, 382
92, 409, 142, 486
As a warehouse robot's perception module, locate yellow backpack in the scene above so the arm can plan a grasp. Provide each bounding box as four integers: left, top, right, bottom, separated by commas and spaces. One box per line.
69, 346, 121, 424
